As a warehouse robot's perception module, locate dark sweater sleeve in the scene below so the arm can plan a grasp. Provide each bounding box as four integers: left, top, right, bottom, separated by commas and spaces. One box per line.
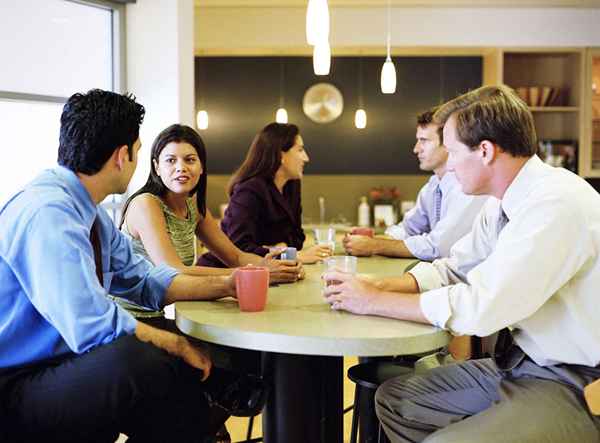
221, 184, 270, 257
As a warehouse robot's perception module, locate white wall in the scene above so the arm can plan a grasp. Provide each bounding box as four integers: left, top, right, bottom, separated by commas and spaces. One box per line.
195, 6, 600, 50
126, 0, 195, 192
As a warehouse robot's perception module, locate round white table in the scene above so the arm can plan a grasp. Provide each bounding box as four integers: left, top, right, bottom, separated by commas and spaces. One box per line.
176, 256, 450, 443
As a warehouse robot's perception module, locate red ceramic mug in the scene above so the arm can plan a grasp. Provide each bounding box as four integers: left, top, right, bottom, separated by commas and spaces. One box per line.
235, 266, 269, 312
351, 227, 374, 237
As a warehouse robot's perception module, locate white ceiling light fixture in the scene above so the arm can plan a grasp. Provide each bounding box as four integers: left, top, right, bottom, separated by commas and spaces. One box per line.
355, 57, 367, 129
275, 58, 289, 124
313, 41, 331, 76
380, 0, 397, 94
355, 108, 367, 129
197, 65, 209, 130
276, 108, 288, 124
306, 0, 330, 46
196, 110, 209, 130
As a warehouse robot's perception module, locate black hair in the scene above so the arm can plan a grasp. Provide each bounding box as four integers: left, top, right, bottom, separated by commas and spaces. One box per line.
120, 124, 208, 227
58, 89, 145, 174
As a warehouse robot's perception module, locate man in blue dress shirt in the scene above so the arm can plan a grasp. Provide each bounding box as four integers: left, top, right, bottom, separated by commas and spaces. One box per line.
0, 90, 238, 442
344, 108, 487, 261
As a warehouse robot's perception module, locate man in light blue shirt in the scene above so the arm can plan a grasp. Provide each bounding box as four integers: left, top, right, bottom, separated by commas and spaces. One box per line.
0, 90, 238, 442
344, 108, 486, 261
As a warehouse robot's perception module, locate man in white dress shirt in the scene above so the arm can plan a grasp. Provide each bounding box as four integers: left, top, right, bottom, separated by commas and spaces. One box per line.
344, 108, 486, 261
324, 85, 600, 442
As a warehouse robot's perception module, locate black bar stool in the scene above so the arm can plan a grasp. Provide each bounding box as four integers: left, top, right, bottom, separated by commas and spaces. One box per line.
346, 360, 414, 443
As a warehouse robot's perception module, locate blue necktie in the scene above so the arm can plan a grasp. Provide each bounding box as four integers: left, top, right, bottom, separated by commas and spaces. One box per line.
433, 185, 442, 225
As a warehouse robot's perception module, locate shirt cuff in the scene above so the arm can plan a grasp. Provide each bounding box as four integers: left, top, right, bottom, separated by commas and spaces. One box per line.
384, 224, 406, 240
419, 287, 452, 329
408, 262, 443, 292
402, 235, 437, 261
146, 263, 180, 310
117, 307, 138, 335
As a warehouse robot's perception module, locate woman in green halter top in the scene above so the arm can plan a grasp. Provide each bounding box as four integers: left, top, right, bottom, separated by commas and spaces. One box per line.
118, 124, 303, 318
119, 124, 294, 442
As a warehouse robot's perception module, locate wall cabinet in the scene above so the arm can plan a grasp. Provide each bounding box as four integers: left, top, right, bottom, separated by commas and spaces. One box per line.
485, 48, 584, 174
582, 48, 600, 177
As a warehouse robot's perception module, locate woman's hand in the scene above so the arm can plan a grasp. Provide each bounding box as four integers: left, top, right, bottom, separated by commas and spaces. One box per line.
297, 244, 333, 264
260, 250, 303, 284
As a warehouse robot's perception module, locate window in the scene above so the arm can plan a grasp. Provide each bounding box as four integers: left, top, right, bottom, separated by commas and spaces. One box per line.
0, 0, 125, 220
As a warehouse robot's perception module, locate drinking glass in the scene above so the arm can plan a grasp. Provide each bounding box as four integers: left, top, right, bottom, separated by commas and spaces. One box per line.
314, 227, 336, 254
323, 256, 357, 287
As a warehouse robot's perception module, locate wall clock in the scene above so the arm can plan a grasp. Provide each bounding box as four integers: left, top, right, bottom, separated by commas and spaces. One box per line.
302, 82, 344, 124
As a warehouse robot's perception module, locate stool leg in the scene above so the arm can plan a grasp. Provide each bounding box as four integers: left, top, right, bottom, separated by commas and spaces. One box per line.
246, 415, 254, 441
350, 386, 361, 443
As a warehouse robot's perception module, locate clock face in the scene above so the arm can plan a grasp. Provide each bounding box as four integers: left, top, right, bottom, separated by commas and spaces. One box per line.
302, 82, 344, 124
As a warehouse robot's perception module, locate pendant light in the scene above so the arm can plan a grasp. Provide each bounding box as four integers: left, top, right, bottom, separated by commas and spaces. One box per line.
313, 41, 331, 76
380, 0, 396, 94
275, 58, 288, 123
197, 63, 209, 130
355, 57, 367, 129
196, 110, 209, 130
306, 0, 330, 46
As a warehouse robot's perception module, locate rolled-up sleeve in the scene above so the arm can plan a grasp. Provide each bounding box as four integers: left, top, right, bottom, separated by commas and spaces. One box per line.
106, 218, 178, 310
415, 197, 592, 337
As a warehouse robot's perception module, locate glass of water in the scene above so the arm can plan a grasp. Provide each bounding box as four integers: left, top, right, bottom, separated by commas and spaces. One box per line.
323, 255, 358, 287
314, 227, 336, 254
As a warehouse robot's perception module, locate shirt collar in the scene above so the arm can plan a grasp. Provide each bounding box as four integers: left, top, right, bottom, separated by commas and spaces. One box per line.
54, 165, 98, 229
432, 171, 456, 194
500, 155, 547, 220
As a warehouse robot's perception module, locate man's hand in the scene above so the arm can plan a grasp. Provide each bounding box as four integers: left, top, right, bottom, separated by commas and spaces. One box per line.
176, 336, 212, 380
322, 271, 380, 315
135, 321, 212, 380
260, 250, 303, 284
343, 234, 378, 257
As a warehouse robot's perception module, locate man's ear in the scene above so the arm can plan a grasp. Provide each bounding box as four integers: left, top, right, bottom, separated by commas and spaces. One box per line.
479, 140, 498, 166
115, 145, 130, 170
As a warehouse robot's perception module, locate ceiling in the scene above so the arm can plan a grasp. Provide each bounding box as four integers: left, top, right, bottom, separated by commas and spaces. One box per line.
195, 0, 600, 7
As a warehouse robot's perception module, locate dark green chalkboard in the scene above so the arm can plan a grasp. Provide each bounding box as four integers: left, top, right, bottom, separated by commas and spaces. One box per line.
195, 56, 482, 175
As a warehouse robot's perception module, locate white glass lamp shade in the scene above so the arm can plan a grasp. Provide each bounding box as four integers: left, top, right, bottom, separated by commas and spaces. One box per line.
275, 107, 288, 124
306, 0, 330, 46
196, 110, 209, 130
355, 109, 367, 129
313, 41, 331, 76
380, 56, 397, 94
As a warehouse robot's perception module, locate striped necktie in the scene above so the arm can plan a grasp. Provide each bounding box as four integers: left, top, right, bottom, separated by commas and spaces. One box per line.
433, 185, 442, 225
497, 206, 509, 236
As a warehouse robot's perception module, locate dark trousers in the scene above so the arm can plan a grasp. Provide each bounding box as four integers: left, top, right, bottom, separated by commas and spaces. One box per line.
0, 335, 212, 443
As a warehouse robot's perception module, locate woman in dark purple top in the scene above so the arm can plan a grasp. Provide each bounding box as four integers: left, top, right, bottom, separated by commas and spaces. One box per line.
199, 123, 332, 266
